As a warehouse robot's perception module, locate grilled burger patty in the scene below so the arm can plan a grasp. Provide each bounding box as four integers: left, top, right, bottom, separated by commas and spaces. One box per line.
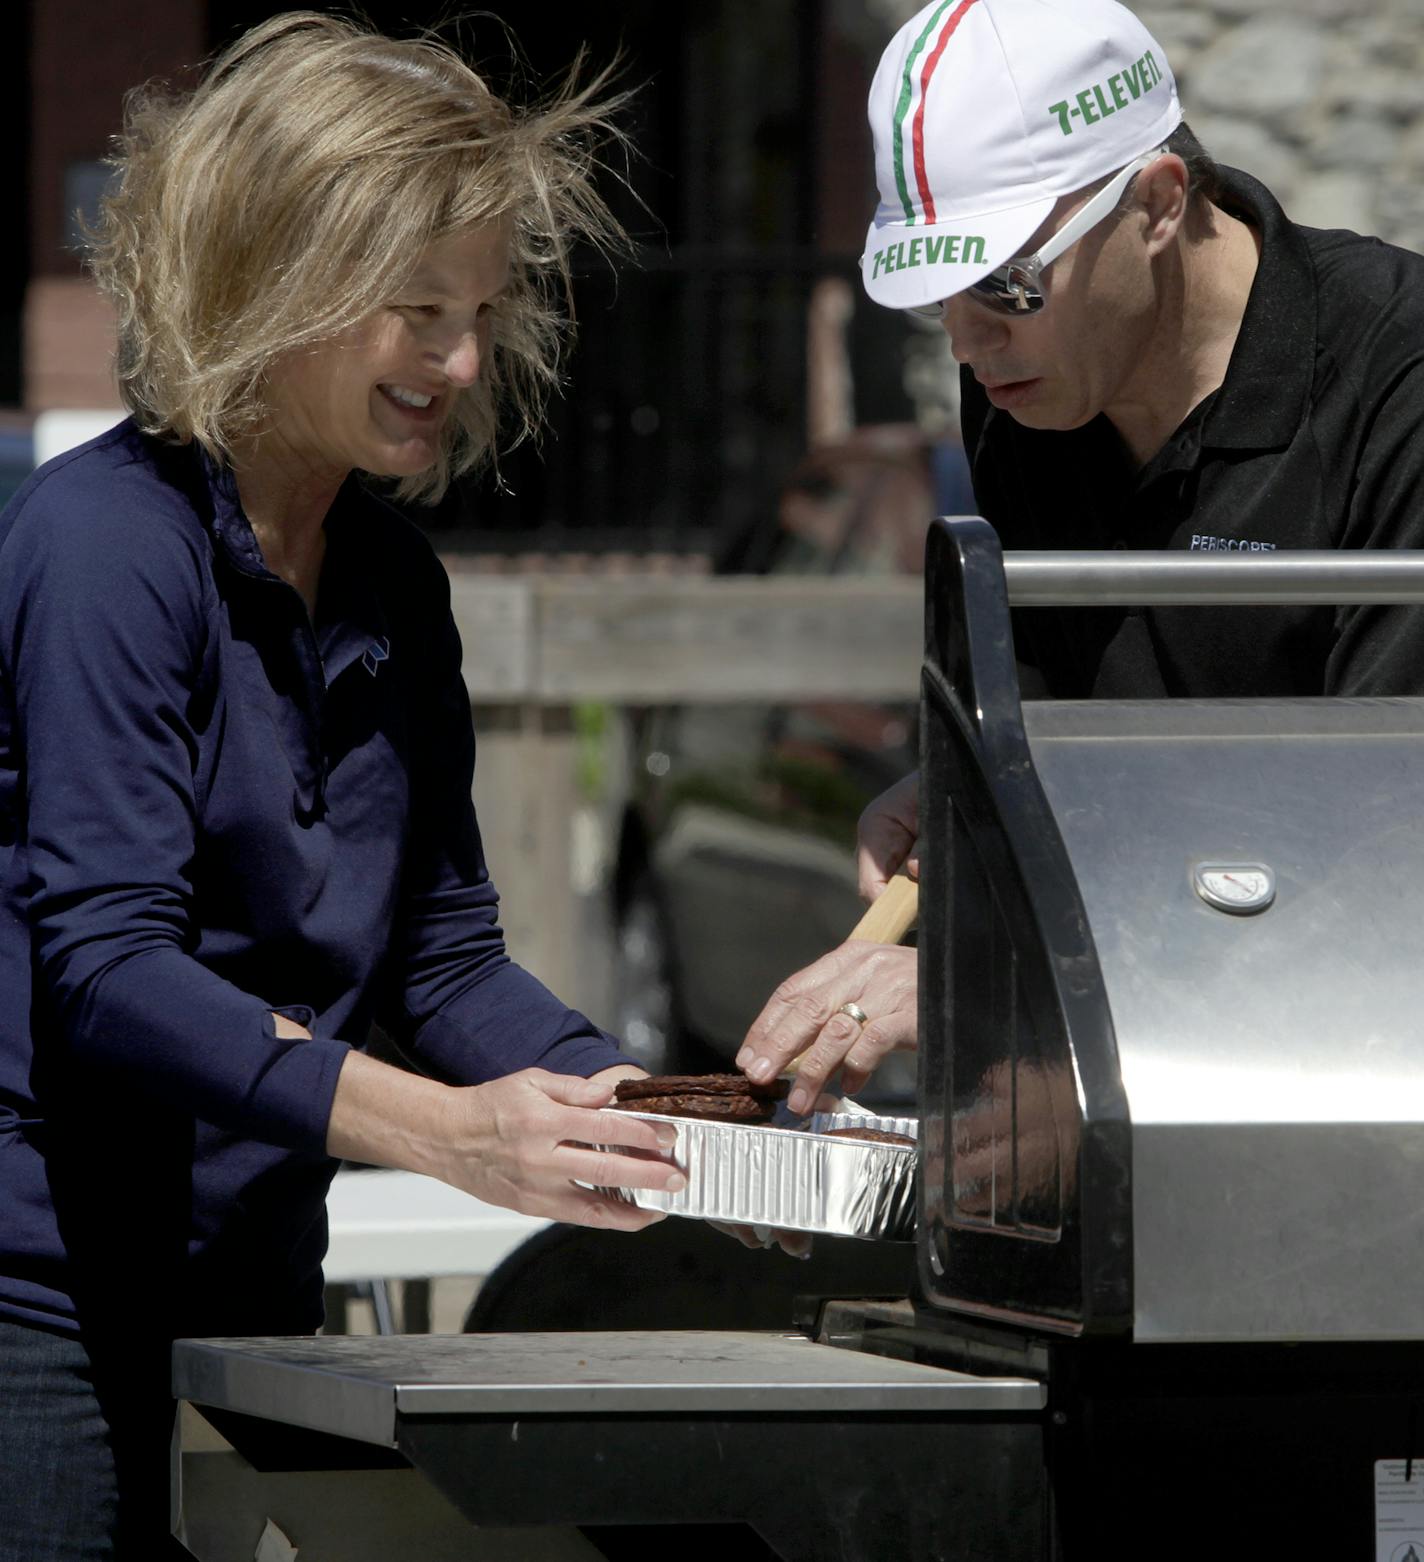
610, 1092, 776, 1123
613, 1073, 789, 1103
822, 1126, 915, 1147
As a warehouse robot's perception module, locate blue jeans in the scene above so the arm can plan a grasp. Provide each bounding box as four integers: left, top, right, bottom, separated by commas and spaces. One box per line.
0, 1315, 185, 1560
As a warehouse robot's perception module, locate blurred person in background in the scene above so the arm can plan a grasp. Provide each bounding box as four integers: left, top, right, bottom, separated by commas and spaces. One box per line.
0, 14, 692, 1557
738, 0, 1424, 1106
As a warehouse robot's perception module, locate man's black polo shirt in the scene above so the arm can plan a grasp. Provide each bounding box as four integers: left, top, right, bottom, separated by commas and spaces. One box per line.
961, 166, 1424, 697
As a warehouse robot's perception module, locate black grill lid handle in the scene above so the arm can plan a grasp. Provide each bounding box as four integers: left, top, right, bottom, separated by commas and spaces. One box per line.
919, 518, 1132, 1337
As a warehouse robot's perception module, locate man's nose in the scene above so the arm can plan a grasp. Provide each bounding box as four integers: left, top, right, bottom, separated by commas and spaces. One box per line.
942, 295, 1009, 364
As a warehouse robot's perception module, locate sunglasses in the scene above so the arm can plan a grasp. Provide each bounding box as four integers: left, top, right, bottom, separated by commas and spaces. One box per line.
907, 146, 1167, 320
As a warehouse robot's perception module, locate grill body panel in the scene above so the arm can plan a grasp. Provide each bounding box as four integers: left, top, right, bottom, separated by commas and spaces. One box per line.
1033, 697, 1424, 1341
920, 519, 1424, 1343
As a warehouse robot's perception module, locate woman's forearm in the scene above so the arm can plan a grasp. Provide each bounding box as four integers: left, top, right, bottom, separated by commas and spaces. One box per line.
268, 1013, 450, 1176
324, 1048, 456, 1177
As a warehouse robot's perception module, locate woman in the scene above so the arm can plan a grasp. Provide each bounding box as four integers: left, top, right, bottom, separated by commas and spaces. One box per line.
0, 14, 683, 1557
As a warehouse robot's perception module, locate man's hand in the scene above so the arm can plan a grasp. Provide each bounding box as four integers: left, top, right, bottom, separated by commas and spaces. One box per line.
857, 771, 920, 903
735, 941, 917, 1115
709, 1221, 813, 1259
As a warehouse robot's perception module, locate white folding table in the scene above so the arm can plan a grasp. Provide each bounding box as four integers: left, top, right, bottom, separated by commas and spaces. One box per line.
324, 1169, 551, 1332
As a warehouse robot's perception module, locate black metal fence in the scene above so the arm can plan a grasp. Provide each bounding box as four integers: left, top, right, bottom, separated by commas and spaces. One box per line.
415, 246, 916, 562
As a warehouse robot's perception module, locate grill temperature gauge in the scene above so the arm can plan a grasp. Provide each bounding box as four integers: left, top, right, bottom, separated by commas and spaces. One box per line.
1193, 863, 1276, 915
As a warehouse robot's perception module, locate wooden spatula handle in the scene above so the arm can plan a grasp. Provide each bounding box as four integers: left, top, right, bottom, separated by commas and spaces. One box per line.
846, 873, 919, 945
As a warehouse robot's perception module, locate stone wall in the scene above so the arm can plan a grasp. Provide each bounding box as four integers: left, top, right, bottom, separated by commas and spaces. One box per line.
1136, 0, 1424, 254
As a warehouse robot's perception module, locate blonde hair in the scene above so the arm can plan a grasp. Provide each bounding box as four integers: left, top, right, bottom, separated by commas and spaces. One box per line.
87, 11, 632, 503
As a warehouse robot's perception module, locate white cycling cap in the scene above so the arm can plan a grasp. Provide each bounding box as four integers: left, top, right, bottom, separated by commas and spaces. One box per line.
863, 0, 1183, 310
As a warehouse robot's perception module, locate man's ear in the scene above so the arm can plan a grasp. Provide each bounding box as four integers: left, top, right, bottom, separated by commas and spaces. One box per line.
1136, 153, 1189, 257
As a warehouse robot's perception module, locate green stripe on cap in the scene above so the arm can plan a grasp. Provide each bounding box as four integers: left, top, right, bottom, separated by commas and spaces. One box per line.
891, 0, 956, 223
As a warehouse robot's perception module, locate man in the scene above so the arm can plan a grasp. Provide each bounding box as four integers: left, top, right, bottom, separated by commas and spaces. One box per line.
737, 0, 1424, 1105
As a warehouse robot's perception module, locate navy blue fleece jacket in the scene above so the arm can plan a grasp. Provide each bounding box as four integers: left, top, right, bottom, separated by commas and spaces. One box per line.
0, 421, 624, 1337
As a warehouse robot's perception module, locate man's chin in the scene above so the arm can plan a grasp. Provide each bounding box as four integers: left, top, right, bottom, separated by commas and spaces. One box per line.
1003, 397, 1095, 434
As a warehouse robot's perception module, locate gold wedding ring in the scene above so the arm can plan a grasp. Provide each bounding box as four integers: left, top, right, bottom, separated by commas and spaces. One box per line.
836, 1001, 870, 1028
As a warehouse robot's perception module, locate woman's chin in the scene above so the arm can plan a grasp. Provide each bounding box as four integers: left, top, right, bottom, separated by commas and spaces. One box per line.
362, 443, 441, 480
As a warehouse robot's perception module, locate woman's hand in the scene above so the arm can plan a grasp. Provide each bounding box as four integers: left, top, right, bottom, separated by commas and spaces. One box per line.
857, 771, 920, 903
735, 941, 918, 1115
441, 1069, 685, 1231
326, 1053, 683, 1232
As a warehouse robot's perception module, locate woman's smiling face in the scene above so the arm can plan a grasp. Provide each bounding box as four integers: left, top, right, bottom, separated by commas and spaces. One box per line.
260, 222, 512, 483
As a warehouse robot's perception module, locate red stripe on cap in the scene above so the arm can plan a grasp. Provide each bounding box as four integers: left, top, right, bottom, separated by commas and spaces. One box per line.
912, 0, 982, 224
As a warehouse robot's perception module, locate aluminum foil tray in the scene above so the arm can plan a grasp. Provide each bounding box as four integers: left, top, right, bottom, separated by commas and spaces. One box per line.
603, 1111, 917, 1241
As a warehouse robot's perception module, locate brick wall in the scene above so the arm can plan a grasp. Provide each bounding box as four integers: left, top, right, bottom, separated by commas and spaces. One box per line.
25, 0, 202, 409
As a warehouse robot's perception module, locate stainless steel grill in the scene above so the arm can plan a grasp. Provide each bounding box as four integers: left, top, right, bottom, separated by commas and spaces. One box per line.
170, 519, 1424, 1560
918, 519, 1424, 1346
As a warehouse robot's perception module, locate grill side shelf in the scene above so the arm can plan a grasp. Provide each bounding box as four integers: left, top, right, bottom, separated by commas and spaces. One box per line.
918, 517, 1132, 1336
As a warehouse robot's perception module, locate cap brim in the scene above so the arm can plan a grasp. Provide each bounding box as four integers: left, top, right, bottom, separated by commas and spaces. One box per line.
861, 195, 1056, 310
